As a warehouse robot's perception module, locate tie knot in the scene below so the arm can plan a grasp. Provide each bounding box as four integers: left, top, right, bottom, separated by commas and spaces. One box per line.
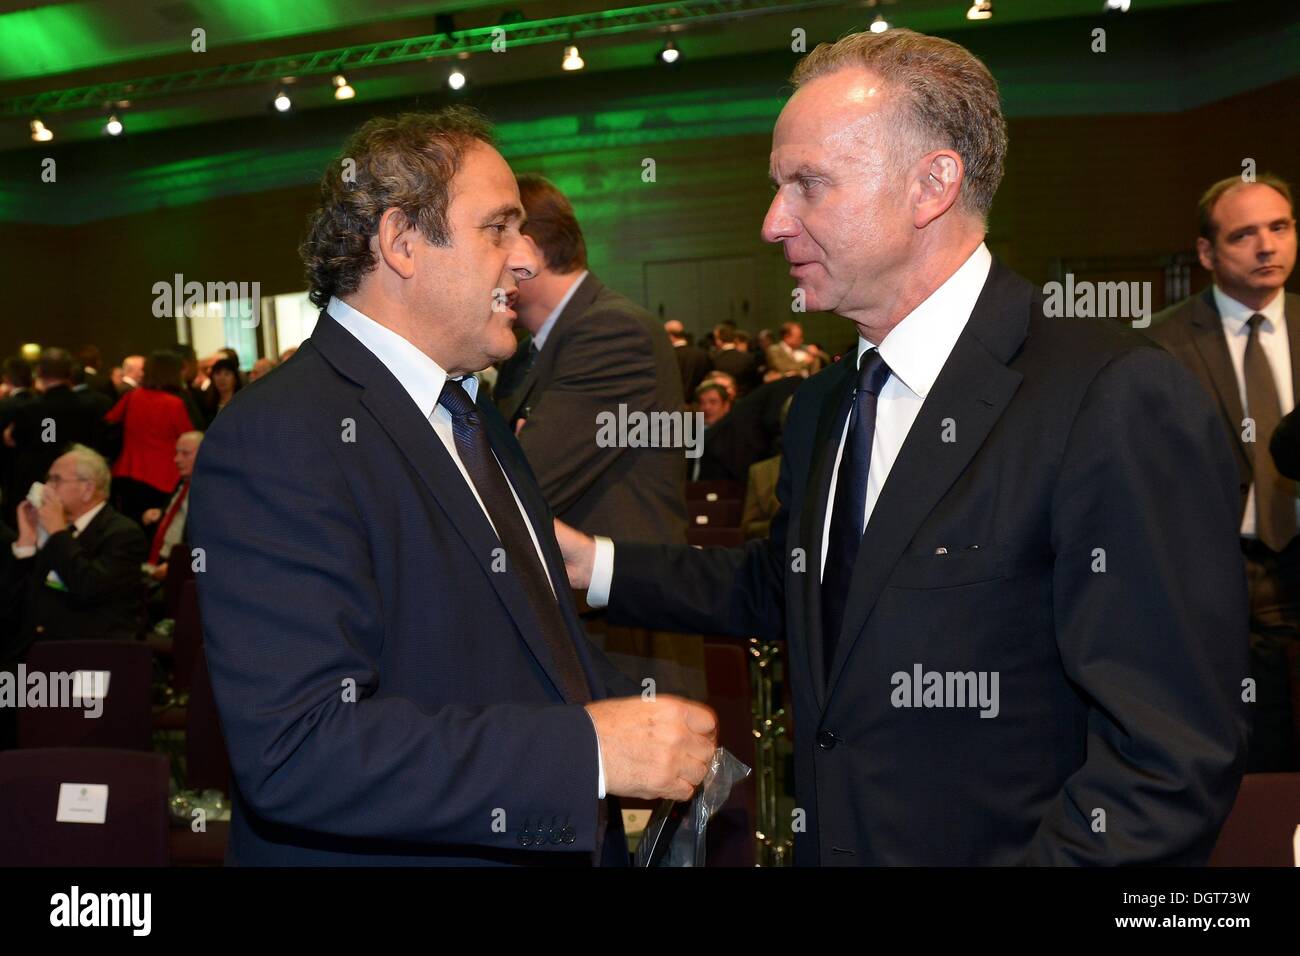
856, 348, 891, 396
1248, 313, 1267, 333
437, 377, 477, 420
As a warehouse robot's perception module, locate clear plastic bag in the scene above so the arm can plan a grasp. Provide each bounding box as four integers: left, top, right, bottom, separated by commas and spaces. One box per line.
634, 747, 751, 867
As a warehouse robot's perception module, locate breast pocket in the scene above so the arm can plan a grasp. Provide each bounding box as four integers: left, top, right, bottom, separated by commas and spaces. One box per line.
887, 546, 1006, 590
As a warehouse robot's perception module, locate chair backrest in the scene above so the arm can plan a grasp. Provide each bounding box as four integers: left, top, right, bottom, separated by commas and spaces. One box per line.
685, 480, 744, 502
0, 748, 170, 866
1208, 772, 1300, 866
171, 579, 203, 696
687, 499, 743, 528
185, 646, 231, 795
18, 640, 153, 751
162, 541, 196, 620
703, 641, 757, 867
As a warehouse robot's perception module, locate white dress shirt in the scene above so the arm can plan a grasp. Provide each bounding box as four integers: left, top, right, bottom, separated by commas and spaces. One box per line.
327, 297, 606, 797
586, 242, 993, 599
1213, 286, 1299, 537
531, 270, 588, 353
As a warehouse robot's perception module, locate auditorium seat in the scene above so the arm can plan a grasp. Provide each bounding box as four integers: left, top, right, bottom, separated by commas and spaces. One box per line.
0, 748, 170, 866
686, 480, 744, 502
1208, 773, 1300, 866
688, 499, 743, 528
18, 641, 153, 751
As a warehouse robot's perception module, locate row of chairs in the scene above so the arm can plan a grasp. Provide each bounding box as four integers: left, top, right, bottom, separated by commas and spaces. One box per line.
686, 480, 746, 547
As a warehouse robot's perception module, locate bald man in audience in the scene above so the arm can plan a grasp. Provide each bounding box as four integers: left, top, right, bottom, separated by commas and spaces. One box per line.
141, 431, 203, 582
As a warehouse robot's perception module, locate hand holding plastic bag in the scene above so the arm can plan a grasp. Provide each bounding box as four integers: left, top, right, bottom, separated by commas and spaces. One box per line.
635, 747, 751, 867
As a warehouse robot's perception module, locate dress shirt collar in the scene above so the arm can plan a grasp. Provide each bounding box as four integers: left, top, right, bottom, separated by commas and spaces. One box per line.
1214, 285, 1286, 335
532, 270, 589, 352
856, 242, 993, 399
328, 296, 477, 416
73, 500, 107, 535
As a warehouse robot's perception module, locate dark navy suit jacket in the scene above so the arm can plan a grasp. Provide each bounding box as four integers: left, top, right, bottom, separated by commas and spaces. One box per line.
189, 310, 632, 865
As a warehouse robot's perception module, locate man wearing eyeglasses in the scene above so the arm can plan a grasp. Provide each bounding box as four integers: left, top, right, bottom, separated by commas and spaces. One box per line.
2, 444, 147, 659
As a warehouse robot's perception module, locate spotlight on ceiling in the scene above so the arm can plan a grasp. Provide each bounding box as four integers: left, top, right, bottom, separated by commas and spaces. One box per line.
448, 70, 466, 91
659, 39, 681, 65
272, 88, 292, 112
30, 118, 53, 142
966, 0, 993, 20
1103, 0, 1131, 11
332, 74, 355, 100
869, 14, 889, 33
104, 114, 124, 136
562, 44, 585, 72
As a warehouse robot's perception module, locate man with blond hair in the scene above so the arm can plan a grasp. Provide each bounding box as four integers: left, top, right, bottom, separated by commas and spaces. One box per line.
556, 28, 1248, 865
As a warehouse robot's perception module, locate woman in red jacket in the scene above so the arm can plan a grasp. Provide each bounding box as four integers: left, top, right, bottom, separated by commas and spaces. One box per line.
105, 349, 194, 526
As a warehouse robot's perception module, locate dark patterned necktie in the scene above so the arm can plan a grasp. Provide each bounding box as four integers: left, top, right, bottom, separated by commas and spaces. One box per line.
438, 378, 591, 703
1244, 313, 1297, 551
821, 349, 892, 680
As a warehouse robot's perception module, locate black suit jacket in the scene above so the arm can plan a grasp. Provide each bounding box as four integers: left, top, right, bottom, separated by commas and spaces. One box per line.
710, 348, 762, 395
8, 385, 108, 494
1147, 288, 1300, 522
673, 342, 713, 400
1, 503, 147, 663
1271, 406, 1300, 481
605, 259, 1249, 865
189, 310, 632, 865
695, 376, 803, 483
498, 274, 688, 545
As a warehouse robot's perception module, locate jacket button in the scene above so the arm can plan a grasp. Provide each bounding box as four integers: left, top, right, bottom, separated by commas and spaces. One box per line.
518, 827, 533, 847
562, 827, 576, 844
816, 730, 837, 750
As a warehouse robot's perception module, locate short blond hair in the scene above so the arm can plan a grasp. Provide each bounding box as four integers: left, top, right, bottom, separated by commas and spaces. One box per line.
791, 28, 1007, 221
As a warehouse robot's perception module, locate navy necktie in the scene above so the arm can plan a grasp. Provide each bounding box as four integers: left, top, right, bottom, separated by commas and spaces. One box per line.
821, 349, 892, 680
437, 378, 591, 704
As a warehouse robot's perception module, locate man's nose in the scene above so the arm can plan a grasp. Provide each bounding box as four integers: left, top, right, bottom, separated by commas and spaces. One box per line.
509, 233, 541, 280
762, 192, 796, 244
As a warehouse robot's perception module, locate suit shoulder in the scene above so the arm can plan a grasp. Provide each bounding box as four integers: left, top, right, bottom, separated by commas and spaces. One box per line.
202, 342, 348, 440
1145, 294, 1203, 345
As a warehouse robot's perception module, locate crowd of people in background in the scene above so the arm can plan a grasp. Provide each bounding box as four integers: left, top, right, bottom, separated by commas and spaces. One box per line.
0, 341, 297, 727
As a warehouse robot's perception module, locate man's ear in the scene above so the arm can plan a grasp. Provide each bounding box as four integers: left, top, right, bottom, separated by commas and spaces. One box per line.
375, 207, 419, 281
913, 150, 963, 229
1195, 236, 1215, 274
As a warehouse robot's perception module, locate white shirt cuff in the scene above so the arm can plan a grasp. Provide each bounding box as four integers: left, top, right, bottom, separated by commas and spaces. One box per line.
11, 543, 35, 559
586, 708, 606, 799
587, 535, 614, 609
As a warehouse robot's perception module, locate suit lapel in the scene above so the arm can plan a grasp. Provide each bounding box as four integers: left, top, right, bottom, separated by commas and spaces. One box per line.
799, 358, 855, 708
311, 312, 578, 703
1188, 289, 1248, 463
822, 261, 1029, 701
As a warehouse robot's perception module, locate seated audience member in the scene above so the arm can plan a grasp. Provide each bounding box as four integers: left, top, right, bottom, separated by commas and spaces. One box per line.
691, 381, 733, 482
701, 369, 738, 404
3, 445, 147, 658
665, 318, 712, 400
694, 375, 804, 483
141, 431, 203, 582
764, 321, 822, 380
741, 396, 794, 539
5, 349, 107, 504
710, 326, 762, 395
105, 350, 195, 526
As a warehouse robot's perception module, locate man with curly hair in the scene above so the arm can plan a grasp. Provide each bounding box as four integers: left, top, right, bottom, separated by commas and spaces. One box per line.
189, 108, 716, 866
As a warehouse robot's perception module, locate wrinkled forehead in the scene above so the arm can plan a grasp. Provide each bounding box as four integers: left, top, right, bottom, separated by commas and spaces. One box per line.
1213, 183, 1294, 229
449, 142, 523, 213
